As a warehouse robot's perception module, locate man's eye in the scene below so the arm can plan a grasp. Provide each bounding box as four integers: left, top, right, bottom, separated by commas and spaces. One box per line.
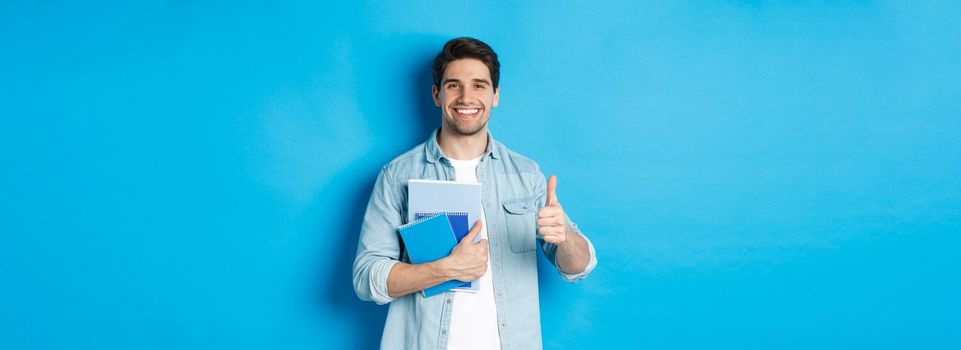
447, 83, 459, 88
475, 84, 486, 89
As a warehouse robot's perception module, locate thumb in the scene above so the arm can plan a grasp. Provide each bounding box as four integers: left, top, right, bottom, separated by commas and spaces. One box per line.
463, 220, 483, 244
546, 175, 558, 207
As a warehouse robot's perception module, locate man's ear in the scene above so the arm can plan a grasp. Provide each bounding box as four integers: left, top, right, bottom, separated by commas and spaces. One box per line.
432, 85, 441, 107
492, 87, 500, 108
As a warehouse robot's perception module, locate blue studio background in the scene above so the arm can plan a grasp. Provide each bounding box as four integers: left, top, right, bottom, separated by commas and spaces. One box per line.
2, 1, 960, 349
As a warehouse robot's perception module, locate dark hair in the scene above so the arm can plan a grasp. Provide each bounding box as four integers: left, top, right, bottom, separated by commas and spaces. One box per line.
432, 37, 500, 89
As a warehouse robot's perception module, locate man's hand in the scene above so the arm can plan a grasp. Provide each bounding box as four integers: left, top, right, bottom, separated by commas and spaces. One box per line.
438, 220, 488, 282
386, 220, 487, 298
538, 175, 570, 244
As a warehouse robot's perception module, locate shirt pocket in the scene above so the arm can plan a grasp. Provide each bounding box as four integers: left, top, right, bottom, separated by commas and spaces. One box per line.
502, 196, 538, 253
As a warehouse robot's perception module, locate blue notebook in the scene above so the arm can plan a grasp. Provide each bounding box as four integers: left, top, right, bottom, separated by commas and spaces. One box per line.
397, 212, 465, 297
416, 211, 472, 290
407, 180, 483, 245
415, 211, 470, 243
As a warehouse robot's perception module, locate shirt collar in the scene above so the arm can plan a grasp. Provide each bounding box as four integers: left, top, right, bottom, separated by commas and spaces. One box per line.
425, 127, 501, 163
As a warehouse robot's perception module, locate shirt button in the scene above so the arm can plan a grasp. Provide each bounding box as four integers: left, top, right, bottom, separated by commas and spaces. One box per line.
446, 299, 452, 304
491, 232, 496, 237
442, 329, 447, 335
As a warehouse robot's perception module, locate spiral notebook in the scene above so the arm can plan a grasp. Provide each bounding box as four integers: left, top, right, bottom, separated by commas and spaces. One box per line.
415, 211, 477, 292
407, 179, 483, 245
398, 212, 467, 297
415, 211, 469, 243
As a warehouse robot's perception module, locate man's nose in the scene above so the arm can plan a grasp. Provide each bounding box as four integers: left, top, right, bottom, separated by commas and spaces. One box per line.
456, 89, 475, 103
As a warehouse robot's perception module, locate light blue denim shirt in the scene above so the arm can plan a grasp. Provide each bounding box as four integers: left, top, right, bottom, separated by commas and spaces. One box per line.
352, 129, 598, 350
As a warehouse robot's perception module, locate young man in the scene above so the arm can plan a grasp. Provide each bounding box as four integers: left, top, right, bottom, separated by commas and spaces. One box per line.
352, 37, 597, 350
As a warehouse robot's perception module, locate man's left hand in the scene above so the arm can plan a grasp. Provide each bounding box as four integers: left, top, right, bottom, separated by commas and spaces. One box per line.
537, 175, 570, 244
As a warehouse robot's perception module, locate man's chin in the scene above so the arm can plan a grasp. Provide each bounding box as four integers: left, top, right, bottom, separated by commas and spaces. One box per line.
454, 127, 483, 136
447, 119, 487, 136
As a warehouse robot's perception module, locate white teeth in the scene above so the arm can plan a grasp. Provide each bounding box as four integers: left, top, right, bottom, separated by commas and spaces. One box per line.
455, 108, 479, 115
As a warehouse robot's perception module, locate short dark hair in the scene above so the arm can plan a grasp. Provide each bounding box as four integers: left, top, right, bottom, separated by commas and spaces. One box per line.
432, 37, 500, 89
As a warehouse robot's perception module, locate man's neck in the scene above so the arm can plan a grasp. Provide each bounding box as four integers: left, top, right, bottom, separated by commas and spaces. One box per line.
436, 126, 489, 161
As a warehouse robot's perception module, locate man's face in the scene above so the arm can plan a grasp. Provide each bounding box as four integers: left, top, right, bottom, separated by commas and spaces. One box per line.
432, 58, 500, 136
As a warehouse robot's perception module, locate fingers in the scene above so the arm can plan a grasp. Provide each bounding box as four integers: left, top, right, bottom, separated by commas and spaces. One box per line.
537, 206, 566, 237
537, 216, 566, 227
539, 212, 569, 244
454, 263, 488, 282
542, 233, 567, 244
461, 220, 483, 244
476, 239, 489, 255
546, 175, 558, 207
538, 206, 563, 219
461, 239, 488, 281
540, 223, 568, 243
539, 224, 565, 235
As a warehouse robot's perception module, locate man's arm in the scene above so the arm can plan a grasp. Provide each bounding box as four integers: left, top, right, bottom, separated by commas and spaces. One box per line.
554, 225, 591, 274
386, 221, 488, 298
536, 174, 597, 280
354, 167, 492, 303
353, 168, 405, 304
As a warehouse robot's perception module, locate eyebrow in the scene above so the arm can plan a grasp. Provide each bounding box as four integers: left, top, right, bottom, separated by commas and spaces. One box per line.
443, 78, 492, 86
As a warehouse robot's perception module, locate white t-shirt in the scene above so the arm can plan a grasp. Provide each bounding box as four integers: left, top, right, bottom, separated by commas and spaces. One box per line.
446, 156, 501, 350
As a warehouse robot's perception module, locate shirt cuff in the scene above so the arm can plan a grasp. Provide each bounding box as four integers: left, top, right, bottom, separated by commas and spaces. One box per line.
370, 259, 401, 305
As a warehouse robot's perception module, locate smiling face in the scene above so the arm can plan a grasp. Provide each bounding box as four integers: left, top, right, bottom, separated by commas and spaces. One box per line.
432, 58, 500, 137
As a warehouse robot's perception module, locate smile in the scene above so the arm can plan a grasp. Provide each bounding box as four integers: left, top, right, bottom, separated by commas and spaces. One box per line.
455, 108, 480, 115
452, 107, 482, 118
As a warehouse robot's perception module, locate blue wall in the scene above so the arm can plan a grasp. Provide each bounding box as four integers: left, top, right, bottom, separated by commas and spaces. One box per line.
2, 1, 960, 349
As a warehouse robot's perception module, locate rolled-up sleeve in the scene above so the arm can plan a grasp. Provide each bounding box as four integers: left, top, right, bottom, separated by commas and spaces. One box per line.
540, 218, 598, 282
555, 220, 598, 282
352, 167, 404, 305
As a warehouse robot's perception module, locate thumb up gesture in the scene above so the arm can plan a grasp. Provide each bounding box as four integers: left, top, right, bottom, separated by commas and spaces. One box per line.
537, 175, 569, 244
